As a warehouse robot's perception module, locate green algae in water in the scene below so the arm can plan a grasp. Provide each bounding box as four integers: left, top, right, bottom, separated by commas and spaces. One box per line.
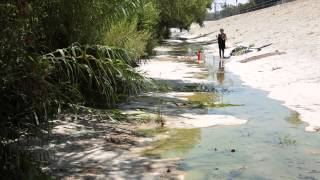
142, 128, 200, 158
196, 102, 243, 108
278, 135, 297, 146
184, 71, 209, 80
285, 111, 302, 127
185, 92, 218, 103
184, 92, 243, 108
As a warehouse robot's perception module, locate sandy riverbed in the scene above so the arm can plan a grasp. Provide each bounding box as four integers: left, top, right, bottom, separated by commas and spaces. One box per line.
49, 1, 320, 178
181, 0, 320, 132
138, 58, 248, 128
49, 44, 248, 179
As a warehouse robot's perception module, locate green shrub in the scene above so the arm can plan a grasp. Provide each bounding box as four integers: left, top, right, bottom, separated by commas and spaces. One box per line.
0, 0, 213, 178
44, 44, 152, 107
104, 18, 151, 59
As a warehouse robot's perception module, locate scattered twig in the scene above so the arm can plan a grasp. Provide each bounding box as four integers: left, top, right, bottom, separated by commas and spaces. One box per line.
240, 51, 286, 63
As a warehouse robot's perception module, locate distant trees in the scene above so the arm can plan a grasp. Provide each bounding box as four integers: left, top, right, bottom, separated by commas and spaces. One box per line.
154, 0, 213, 37
254, 0, 282, 10
254, 0, 281, 7
220, 1, 256, 17
207, 0, 283, 20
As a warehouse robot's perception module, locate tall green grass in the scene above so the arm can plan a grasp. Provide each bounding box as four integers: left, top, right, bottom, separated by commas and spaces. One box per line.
44, 44, 152, 107
104, 18, 151, 59
0, 1, 150, 178
0, 0, 212, 178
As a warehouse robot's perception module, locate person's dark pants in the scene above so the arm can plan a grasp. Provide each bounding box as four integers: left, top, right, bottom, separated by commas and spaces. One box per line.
219, 48, 225, 58
219, 43, 225, 58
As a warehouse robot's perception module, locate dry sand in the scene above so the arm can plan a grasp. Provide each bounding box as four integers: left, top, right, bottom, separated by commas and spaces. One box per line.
140, 58, 208, 84
182, 0, 320, 132
165, 113, 247, 128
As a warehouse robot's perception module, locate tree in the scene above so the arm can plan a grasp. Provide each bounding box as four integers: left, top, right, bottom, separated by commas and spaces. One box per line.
154, 0, 213, 38
254, 0, 281, 9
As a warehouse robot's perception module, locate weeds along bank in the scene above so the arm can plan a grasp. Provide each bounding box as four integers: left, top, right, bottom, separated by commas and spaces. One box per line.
0, 0, 212, 178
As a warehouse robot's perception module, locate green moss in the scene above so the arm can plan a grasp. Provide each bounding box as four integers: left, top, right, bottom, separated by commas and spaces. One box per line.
185, 92, 218, 102
195, 102, 243, 108
285, 112, 302, 126
142, 128, 200, 158
184, 71, 209, 80
183, 92, 243, 108
279, 135, 297, 145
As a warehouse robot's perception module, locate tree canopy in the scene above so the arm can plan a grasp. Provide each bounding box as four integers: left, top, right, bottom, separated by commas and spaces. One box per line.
158, 0, 212, 28
154, 0, 213, 36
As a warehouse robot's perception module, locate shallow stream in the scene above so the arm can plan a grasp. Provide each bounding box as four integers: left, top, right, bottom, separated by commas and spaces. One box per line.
153, 41, 320, 180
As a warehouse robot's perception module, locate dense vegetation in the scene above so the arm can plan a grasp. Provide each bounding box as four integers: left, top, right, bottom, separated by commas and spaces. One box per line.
155, 0, 212, 36
0, 0, 212, 178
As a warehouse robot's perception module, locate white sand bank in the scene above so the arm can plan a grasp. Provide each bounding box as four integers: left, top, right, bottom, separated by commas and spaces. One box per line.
184, 0, 320, 132
140, 59, 208, 83
166, 113, 247, 128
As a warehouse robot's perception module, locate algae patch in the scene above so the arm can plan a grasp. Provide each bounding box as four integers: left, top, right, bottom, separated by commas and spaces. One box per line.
142, 128, 200, 158
184, 71, 209, 80
278, 135, 297, 146
186, 92, 218, 102
183, 92, 243, 108
196, 102, 243, 108
285, 112, 302, 126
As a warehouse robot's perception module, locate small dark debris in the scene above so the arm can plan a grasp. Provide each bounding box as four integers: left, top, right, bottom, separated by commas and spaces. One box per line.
272, 67, 282, 71
231, 149, 236, 153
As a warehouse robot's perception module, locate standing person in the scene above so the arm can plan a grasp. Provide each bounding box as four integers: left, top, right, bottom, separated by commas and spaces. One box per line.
217, 29, 227, 58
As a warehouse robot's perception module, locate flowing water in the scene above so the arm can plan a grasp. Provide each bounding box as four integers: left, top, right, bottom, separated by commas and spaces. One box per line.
154, 41, 320, 180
